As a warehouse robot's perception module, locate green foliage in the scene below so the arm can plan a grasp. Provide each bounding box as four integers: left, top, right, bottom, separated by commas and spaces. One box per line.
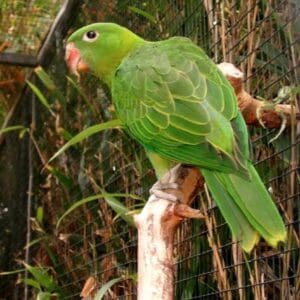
35, 67, 66, 104
94, 277, 123, 300
128, 6, 156, 23
0, 125, 26, 136
36, 291, 58, 300
46, 166, 74, 190
7, 53, 145, 297
23, 263, 64, 298
0, 269, 25, 276
36, 206, 44, 224
49, 119, 122, 163
56, 192, 144, 229
26, 80, 52, 110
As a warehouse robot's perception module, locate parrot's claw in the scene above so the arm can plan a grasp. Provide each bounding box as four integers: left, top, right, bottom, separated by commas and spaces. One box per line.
149, 181, 180, 203
149, 189, 179, 203
149, 165, 183, 203
150, 181, 179, 193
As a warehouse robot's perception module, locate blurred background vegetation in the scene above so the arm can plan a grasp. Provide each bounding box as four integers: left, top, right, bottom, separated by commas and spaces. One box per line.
0, 0, 299, 299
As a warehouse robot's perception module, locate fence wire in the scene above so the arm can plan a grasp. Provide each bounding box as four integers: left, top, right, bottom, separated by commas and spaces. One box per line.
0, 0, 299, 299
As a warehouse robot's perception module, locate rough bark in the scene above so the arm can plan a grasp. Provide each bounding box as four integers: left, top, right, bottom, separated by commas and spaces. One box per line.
134, 165, 204, 300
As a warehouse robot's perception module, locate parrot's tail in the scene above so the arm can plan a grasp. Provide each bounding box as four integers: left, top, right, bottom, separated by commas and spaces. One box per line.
201, 164, 287, 252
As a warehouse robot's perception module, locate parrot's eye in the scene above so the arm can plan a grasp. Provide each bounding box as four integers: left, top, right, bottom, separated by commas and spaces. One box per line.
83, 30, 99, 42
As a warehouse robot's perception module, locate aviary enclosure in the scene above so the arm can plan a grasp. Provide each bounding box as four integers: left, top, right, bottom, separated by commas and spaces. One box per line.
0, 0, 299, 299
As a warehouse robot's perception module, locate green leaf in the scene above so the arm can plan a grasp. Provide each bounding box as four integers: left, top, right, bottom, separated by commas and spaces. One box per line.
19, 127, 28, 138
56, 192, 143, 230
24, 237, 47, 249
112, 201, 144, 223
0, 125, 26, 135
94, 277, 123, 300
48, 119, 123, 163
34, 67, 56, 91
58, 127, 73, 142
23, 263, 58, 293
47, 166, 74, 189
34, 67, 66, 105
36, 206, 44, 224
128, 6, 157, 23
37, 291, 55, 300
67, 76, 95, 113
26, 80, 51, 109
101, 191, 135, 226
127, 273, 138, 282
23, 278, 41, 290
0, 268, 25, 276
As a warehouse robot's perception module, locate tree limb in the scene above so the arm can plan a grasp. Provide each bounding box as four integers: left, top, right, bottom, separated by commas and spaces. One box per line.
134, 165, 204, 300
218, 62, 299, 128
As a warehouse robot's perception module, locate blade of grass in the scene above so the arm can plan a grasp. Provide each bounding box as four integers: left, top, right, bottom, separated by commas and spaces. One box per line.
23, 278, 41, 290
24, 237, 47, 249
57, 127, 74, 142
23, 263, 59, 293
67, 76, 96, 114
128, 6, 157, 23
26, 80, 51, 110
47, 166, 74, 189
0, 125, 25, 135
48, 119, 122, 163
94, 277, 123, 300
0, 269, 25, 276
34, 66, 56, 91
56, 192, 143, 230
35, 67, 66, 105
37, 291, 57, 300
101, 191, 136, 226
36, 206, 44, 224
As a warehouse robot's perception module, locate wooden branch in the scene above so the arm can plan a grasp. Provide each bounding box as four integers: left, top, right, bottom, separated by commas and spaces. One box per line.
134, 165, 204, 300
0, 41, 10, 53
218, 62, 299, 128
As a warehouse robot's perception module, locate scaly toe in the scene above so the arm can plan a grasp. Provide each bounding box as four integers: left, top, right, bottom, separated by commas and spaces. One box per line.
149, 189, 179, 203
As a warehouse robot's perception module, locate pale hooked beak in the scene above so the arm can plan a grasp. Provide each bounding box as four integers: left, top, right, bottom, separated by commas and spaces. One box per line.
65, 42, 90, 78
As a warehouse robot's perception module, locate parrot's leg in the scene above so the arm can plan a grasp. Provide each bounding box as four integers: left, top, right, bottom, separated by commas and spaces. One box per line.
146, 150, 175, 179
146, 150, 182, 202
149, 164, 184, 203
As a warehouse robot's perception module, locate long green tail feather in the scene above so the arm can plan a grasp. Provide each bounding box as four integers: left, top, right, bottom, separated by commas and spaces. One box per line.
202, 164, 286, 252
202, 169, 259, 252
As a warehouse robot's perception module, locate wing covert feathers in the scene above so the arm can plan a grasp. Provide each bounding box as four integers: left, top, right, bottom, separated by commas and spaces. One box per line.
112, 37, 246, 175
112, 36, 286, 251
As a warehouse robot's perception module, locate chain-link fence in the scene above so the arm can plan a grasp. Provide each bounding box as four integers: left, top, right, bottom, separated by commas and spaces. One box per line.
0, 0, 299, 299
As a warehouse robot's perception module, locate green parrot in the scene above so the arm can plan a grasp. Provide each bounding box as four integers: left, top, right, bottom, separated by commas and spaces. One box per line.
65, 23, 286, 252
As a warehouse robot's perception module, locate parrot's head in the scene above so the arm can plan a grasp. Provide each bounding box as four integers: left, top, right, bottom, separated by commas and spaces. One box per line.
65, 23, 144, 84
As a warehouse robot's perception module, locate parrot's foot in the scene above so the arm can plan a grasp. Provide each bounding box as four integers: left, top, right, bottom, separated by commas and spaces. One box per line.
149, 188, 179, 203
149, 165, 183, 203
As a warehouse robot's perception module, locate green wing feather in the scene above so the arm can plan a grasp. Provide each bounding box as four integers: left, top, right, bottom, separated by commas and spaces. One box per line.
112, 37, 286, 251
113, 37, 245, 175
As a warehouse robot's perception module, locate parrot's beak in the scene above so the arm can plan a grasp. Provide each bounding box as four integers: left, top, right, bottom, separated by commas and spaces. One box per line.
65, 42, 90, 77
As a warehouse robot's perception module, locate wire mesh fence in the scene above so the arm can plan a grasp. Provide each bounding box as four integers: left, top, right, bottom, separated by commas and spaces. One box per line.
0, 0, 64, 55
0, 0, 299, 299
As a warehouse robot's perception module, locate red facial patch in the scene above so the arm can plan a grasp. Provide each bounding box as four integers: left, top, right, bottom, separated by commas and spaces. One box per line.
65, 43, 90, 76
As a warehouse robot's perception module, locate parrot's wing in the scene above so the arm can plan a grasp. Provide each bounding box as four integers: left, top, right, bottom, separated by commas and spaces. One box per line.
112, 37, 286, 251
112, 37, 248, 176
